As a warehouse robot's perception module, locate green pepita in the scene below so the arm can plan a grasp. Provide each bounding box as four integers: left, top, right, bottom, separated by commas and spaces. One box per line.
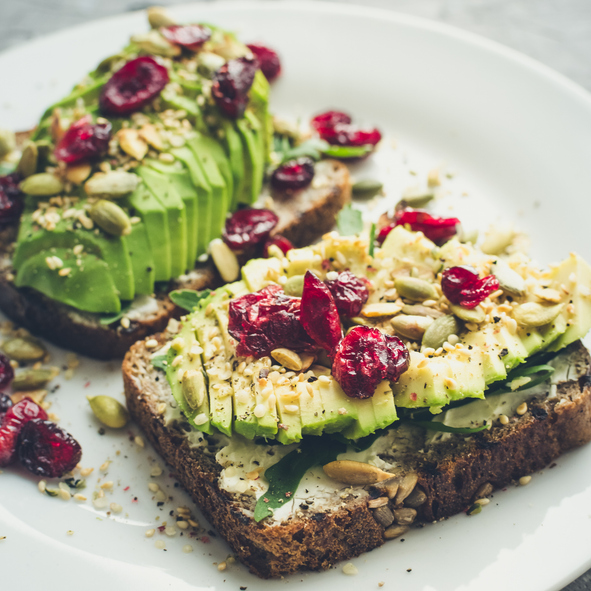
19, 173, 64, 196
17, 143, 38, 178
490, 259, 526, 296
395, 276, 439, 302
422, 315, 460, 350
131, 31, 181, 58
352, 179, 383, 199
399, 188, 435, 208
147, 6, 176, 28
84, 170, 140, 199
283, 275, 305, 297
512, 302, 563, 328
87, 395, 129, 429
450, 304, 485, 323
88, 199, 132, 236
391, 315, 433, 340
2, 336, 47, 362
0, 128, 16, 159
12, 368, 57, 391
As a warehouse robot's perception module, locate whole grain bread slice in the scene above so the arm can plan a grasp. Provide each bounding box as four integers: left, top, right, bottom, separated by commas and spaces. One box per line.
0, 158, 350, 359
123, 333, 591, 579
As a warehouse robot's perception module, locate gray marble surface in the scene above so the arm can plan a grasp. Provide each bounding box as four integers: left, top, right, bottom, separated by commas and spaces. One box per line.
0, 0, 590, 588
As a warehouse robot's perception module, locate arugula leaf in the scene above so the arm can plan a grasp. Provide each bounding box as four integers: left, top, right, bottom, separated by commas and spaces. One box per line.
322, 145, 373, 159
98, 303, 132, 326
170, 289, 211, 312
402, 421, 489, 434
369, 223, 377, 257
151, 355, 167, 371
254, 436, 347, 522
337, 204, 364, 236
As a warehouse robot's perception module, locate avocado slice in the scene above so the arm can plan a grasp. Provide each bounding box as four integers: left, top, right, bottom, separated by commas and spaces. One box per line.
170, 146, 213, 256
274, 381, 302, 445
249, 70, 273, 162
136, 166, 187, 278
221, 119, 245, 210
15, 247, 120, 313
198, 134, 234, 212
235, 115, 263, 204
125, 221, 156, 295
126, 183, 171, 282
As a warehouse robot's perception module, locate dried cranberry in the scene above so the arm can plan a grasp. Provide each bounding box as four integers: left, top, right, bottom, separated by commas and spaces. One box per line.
212, 56, 257, 118
0, 393, 12, 415
54, 115, 111, 164
379, 209, 460, 246
99, 56, 169, 116
0, 351, 14, 391
325, 271, 369, 318
300, 271, 342, 354
0, 398, 47, 466
270, 157, 314, 193
18, 419, 82, 478
223, 208, 278, 251
161, 24, 211, 51
318, 125, 382, 148
311, 111, 352, 131
0, 173, 24, 227
247, 43, 281, 82
228, 284, 314, 357
441, 266, 500, 309
332, 327, 409, 399
263, 235, 293, 257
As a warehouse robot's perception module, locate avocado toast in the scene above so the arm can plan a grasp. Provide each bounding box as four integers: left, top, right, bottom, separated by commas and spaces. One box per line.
123, 226, 591, 577
0, 11, 351, 359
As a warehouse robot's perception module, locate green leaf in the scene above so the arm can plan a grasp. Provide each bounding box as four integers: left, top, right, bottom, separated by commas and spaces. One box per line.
369, 223, 377, 257
402, 420, 489, 434
98, 303, 132, 326
281, 138, 330, 163
254, 436, 347, 522
169, 289, 212, 312
322, 145, 372, 159
151, 355, 167, 371
337, 204, 364, 236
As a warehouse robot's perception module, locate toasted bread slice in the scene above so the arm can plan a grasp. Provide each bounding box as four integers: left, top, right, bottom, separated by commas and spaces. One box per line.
0, 158, 350, 359
123, 330, 591, 579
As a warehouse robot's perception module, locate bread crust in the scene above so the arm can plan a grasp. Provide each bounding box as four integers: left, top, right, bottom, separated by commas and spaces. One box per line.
0, 159, 350, 359
123, 336, 591, 578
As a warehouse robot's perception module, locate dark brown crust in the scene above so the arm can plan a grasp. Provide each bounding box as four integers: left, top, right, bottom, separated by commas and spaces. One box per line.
123, 337, 591, 578
0, 159, 350, 359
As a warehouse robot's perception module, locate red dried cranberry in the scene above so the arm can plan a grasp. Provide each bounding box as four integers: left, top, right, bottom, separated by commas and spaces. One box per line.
0, 173, 24, 227
247, 43, 281, 82
332, 326, 409, 399
318, 125, 382, 148
311, 111, 352, 131
0, 398, 47, 466
161, 24, 211, 51
270, 157, 314, 193
325, 271, 369, 318
0, 351, 14, 391
300, 271, 342, 354
99, 56, 169, 116
228, 284, 314, 357
212, 57, 257, 118
0, 393, 12, 415
18, 419, 82, 478
379, 209, 460, 246
263, 235, 293, 257
441, 266, 500, 308
54, 115, 111, 164
223, 208, 279, 251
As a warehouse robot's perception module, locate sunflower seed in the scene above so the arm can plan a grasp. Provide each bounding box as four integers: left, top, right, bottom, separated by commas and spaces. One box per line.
393, 508, 417, 525
401, 304, 445, 319
394, 473, 419, 505
323, 460, 393, 485
391, 315, 433, 340
271, 348, 303, 372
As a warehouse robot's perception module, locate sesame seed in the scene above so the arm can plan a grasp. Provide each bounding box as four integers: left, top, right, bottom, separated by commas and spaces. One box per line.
177, 520, 189, 530
145, 529, 155, 538
182, 544, 193, 553
217, 562, 227, 572
188, 519, 199, 528
38, 480, 46, 493
99, 461, 110, 472
110, 503, 123, 514
146, 338, 159, 349
447, 334, 459, 345
154, 540, 166, 550
318, 375, 331, 383
80, 467, 94, 476
150, 465, 163, 477
342, 562, 358, 576
254, 404, 267, 418
58, 267, 72, 277
516, 402, 528, 416
134, 435, 145, 448
93, 497, 108, 510
73, 494, 87, 501
101, 481, 114, 489
519, 475, 532, 486
444, 377, 458, 390
164, 525, 177, 537
148, 483, 160, 493
475, 498, 490, 506
155, 490, 166, 502
499, 414, 509, 425
59, 489, 71, 501
226, 556, 236, 564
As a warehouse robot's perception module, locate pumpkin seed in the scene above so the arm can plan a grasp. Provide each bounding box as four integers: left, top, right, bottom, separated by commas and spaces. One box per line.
271, 348, 303, 371
89, 200, 132, 236
391, 315, 433, 340
210, 238, 239, 283
147, 6, 176, 28
422, 315, 460, 350
450, 303, 485, 323
401, 304, 445, 319
12, 368, 57, 391
284, 275, 305, 297
87, 395, 129, 429
512, 302, 563, 327
394, 472, 419, 504
117, 129, 148, 161
480, 226, 515, 255
352, 179, 383, 199
84, 170, 140, 198
19, 173, 63, 196
399, 188, 434, 208
197, 51, 227, 77
65, 162, 92, 185
17, 143, 38, 178
323, 460, 393, 485
490, 259, 526, 296
3, 336, 46, 362
131, 31, 181, 58
0, 128, 16, 159
181, 369, 206, 410
393, 507, 417, 525
395, 276, 438, 302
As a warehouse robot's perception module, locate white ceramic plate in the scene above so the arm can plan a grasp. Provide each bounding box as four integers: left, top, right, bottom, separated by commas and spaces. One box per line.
1, 2, 591, 590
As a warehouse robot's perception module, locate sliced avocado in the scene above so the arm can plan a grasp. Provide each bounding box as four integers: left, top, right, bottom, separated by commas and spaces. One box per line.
244, 110, 265, 201
125, 221, 155, 295
241, 258, 282, 292
248, 70, 272, 162
312, 367, 357, 434
171, 146, 213, 256
274, 381, 302, 445
235, 116, 263, 205
160, 89, 201, 119
126, 183, 171, 282
136, 166, 187, 278
199, 134, 234, 212
15, 247, 120, 313
297, 379, 326, 436
165, 321, 212, 434
187, 133, 228, 239
221, 119, 245, 209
